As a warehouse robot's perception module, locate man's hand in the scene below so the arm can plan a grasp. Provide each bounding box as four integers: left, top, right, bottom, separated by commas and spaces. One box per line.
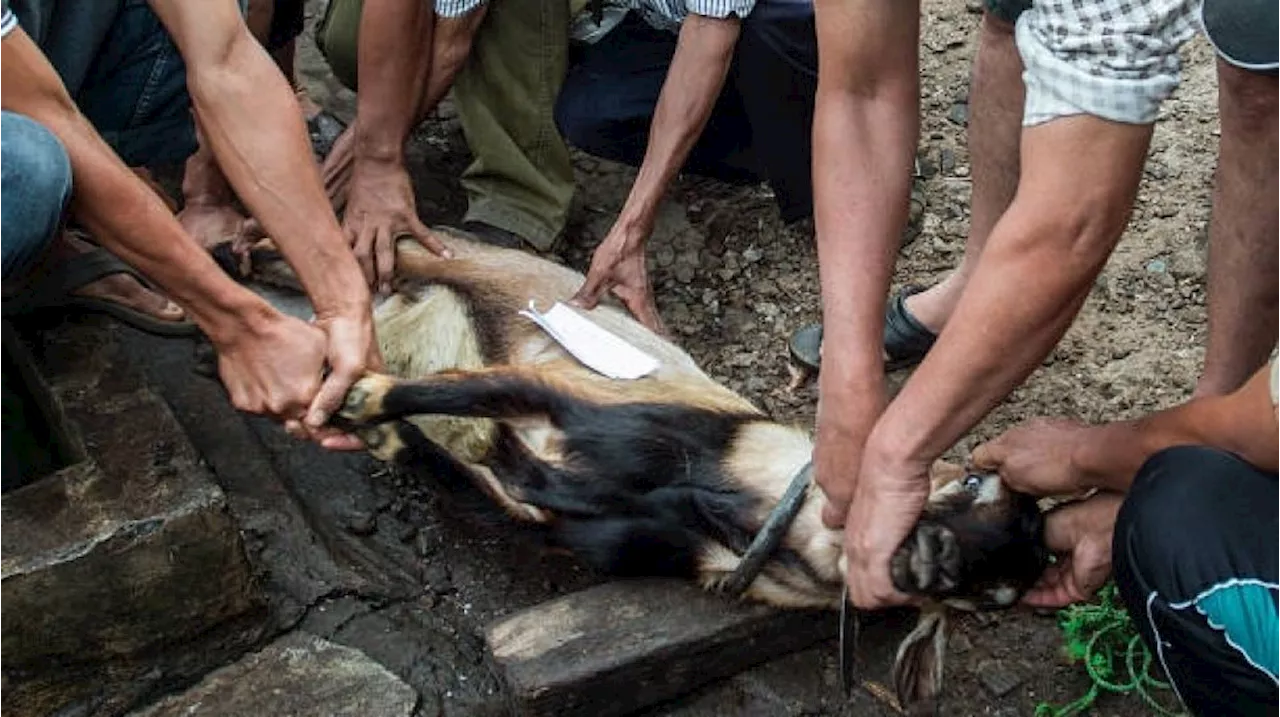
814, 378, 886, 528
213, 309, 366, 448
1022, 493, 1123, 608
343, 157, 452, 292
842, 437, 929, 609
304, 307, 384, 450
567, 14, 739, 335
971, 417, 1096, 497
570, 224, 665, 333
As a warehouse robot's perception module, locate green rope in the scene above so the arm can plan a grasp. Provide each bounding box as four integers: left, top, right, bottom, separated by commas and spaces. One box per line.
1034, 584, 1186, 717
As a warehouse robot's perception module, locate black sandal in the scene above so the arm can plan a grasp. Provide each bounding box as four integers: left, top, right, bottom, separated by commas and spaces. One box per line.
788, 285, 938, 374
4, 248, 201, 338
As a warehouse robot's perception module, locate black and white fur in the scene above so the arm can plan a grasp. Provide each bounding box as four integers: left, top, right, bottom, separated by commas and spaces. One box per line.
236, 230, 1049, 712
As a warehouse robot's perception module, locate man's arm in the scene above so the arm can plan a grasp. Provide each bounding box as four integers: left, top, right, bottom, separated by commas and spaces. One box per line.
1084, 364, 1277, 486
845, 115, 1154, 608
147, 0, 376, 426
570, 13, 740, 330
356, 0, 484, 162
1, 26, 344, 438
335, 0, 487, 288
611, 14, 739, 242
809, 0, 921, 528
867, 116, 1152, 465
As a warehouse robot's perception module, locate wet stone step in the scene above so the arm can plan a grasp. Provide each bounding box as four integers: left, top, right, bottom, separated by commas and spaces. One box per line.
485, 578, 834, 717
130, 633, 418, 717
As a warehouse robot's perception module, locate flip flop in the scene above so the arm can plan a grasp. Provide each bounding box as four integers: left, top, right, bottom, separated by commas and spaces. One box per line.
307, 109, 347, 159
788, 286, 938, 374
4, 247, 201, 338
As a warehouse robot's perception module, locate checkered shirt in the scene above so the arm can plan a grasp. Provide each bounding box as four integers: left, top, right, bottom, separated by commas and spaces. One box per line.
435, 0, 485, 19
1016, 0, 1200, 126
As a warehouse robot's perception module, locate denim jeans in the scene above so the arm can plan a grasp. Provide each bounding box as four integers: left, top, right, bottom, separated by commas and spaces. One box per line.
0, 112, 72, 281
73, 0, 198, 166
2, 0, 199, 282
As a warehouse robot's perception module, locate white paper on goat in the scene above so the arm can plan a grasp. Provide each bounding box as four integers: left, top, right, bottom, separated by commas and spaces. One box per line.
519, 301, 660, 380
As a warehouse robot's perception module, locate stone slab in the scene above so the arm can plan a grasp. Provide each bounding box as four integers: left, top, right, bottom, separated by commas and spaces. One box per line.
1, 322, 265, 717
485, 578, 835, 717
130, 632, 418, 717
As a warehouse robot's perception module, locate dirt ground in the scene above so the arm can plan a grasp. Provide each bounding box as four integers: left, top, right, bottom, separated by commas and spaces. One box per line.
291, 1, 1222, 714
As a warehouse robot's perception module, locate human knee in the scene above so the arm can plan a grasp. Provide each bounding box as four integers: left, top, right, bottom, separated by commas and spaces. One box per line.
981, 7, 1018, 40
1, 112, 72, 278
981, 0, 1027, 35
1113, 446, 1254, 586
553, 88, 604, 153
1218, 59, 1279, 133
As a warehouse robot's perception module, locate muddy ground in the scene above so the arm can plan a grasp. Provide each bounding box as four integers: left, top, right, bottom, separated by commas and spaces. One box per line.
289, 1, 1221, 714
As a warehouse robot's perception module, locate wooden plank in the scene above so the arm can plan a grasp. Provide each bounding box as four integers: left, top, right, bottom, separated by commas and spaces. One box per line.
484, 578, 835, 717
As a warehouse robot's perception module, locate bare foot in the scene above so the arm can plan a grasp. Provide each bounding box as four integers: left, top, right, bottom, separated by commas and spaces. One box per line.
54, 233, 186, 323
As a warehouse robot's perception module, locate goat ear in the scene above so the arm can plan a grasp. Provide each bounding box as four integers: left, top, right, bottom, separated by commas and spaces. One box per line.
892, 607, 948, 717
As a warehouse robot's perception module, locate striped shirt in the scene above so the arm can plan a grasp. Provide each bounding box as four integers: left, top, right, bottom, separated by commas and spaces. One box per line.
434, 0, 485, 19
573, 0, 756, 41
1, 6, 16, 37
633, 0, 757, 32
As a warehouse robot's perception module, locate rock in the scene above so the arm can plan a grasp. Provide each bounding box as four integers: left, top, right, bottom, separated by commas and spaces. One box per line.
655, 246, 676, 268
415, 530, 441, 558
344, 509, 378, 536
948, 102, 969, 127
975, 659, 1026, 698
2, 322, 265, 717
939, 148, 956, 175
484, 579, 832, 717
129, 633, 417, 717
422, 562, 453, 594
1145, 258, 1168, 274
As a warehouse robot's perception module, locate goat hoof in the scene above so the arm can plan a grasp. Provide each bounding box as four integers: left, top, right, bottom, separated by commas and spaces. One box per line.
339, 374, 396, 423
359, 423, 404, 462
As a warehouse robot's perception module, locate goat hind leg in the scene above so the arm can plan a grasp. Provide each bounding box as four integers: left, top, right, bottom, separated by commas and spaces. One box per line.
339, 369, 578, 426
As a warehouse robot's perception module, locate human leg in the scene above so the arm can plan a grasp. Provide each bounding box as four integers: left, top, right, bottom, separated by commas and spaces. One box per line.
1, 112, 72, 281
1113, 445, 1279, 716
733, 5, 818, 223
555, 15, 762, 185
1195, 58, 1278, 397
451, 0, 576, 250
0, 112, 185, 324
787, 5, 1026, 376
903, 6, 1025, 331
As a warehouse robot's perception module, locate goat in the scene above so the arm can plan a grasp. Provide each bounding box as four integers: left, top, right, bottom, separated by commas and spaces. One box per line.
226, 229, 1049, 714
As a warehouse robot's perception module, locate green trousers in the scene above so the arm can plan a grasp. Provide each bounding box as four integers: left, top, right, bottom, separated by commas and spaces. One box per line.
316, 0, 581, 250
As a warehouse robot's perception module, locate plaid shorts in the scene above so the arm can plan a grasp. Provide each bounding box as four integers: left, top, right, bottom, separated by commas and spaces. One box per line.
1016, 0, 1200, 126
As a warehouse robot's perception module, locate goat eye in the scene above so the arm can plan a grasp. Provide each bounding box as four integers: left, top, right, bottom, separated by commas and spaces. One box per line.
962, 474, 983, 493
